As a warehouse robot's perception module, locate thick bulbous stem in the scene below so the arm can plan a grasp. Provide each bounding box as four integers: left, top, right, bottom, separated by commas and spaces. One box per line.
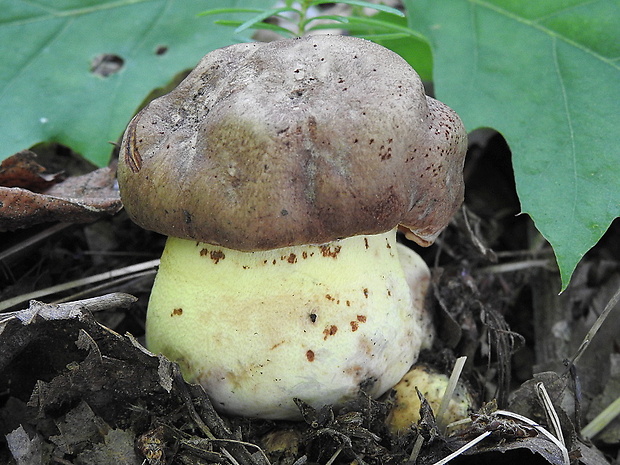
146, 228, 433, 419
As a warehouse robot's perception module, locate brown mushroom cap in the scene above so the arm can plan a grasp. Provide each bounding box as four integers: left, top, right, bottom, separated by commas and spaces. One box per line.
118, 35, 467, 250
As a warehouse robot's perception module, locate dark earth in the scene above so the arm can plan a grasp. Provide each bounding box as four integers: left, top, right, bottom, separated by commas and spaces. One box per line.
1, 127, 619, 464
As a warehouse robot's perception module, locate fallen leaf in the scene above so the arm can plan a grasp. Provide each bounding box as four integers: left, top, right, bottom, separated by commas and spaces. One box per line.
49, 401, 109, 455
0, 150, 63, 190
0, 154, 121, 231
0, 294, 260, 465
76, 428, 139, 465
5, 425, 47, 465
449, 410, 566, 465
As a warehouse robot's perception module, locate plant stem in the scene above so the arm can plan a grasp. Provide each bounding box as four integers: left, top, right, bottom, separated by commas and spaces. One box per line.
297, 0, 313, 36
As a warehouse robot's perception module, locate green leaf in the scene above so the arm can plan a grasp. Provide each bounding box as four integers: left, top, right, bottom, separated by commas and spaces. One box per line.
214, 19, 298, 37
331, 12, 432, 81
233, 6, 300, 34
197, 8, 265, 16
404, 0, 620, 290
309, 0, 404, 17
0, 0, 275, 167
302, 14, 350, 29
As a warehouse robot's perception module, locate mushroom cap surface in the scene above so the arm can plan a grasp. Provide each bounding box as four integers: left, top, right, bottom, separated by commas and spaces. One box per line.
118, 35, 467, 250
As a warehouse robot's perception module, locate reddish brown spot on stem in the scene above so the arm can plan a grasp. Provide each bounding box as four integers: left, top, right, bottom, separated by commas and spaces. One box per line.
357, 315, 367, 323
323, 325, 338, 340
200, 248, 225, 264
319, 245, 341, 258
171, 308, 183, 317
306, 350, 315, 362
350, 321, 359, 331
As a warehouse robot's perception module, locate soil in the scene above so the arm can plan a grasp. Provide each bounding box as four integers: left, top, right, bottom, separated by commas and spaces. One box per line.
1, 130, 619, 465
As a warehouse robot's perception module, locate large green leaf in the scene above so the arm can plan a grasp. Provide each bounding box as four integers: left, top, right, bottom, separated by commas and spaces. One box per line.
0, 0, 274, 166
405, 0, 620, 290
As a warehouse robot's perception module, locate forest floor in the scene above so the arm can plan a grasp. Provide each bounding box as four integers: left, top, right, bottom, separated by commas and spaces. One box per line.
1, 129, 619, 464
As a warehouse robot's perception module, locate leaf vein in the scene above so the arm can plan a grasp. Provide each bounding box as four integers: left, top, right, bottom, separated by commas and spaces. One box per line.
550, 36, 578, 221
469, 0, 620, 72
0, 0, 153, 27
0, 18, 74, 103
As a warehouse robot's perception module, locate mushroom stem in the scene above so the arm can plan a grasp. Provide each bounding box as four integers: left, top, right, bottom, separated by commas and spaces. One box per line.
146, 228, 433, 419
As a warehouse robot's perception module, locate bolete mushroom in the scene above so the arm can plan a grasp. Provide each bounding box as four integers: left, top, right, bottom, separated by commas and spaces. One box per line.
386, 364, 474, 434
118, 35, 467, 419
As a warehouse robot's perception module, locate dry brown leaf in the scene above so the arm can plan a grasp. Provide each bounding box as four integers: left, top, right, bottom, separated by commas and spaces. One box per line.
0, 152, 121, 231
0, 294, 260, 465
0, 150, 63, 190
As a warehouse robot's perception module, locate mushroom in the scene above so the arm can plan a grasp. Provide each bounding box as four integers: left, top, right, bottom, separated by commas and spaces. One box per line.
117, 35, 467, 419
386, 364, 474, 434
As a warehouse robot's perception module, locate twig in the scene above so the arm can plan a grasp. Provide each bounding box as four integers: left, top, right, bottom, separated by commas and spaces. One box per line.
209, 439, 271, 465
478, 259, 552, 274
53, 270, 154, 304
568, 283, 620, 366
0, 223, 72, 262
431, 431, 491, 465
324, 446, 343, 465
535, 382, 565, 446
436, 356, 467, 433
408, 434, 424, 463
172, 366, 263, 465
494, 410, 569, 465
0, 293, 137, 327
0, 259, 159, 312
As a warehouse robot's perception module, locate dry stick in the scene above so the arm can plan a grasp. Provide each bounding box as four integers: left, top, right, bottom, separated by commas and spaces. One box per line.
291, 456, 308, 465
577, 286, 620, 439
178, 438, 229, 462
535, 382, 566, 447
408, 434, 425, 463
461, 207, 494, 259
494, 248, 555, 259
209, 439, 271, 465
494, 410, 569, 465
174, 372, 242, 465
430, 384, 571, 465
324, 447, 343, 465
478, 259, 552, 274
436, 356, 467, 433
62, 292, 138, 313
568, 284, 620, 367
431, 431, 491, 465
53, 270, 155, 304
0, 222, 72, 262
0, 259, 160, 312
173, 367, 263, 465
0, 293, 138, 325
558, 285, 620, 440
